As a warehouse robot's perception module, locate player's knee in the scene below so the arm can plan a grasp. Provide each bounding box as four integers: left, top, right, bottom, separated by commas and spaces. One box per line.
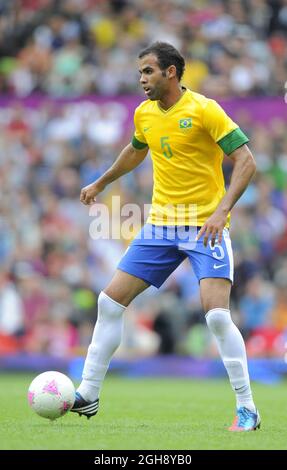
97, 291, 126, 320
205, 308, 232, 336
102, 287, 131, 307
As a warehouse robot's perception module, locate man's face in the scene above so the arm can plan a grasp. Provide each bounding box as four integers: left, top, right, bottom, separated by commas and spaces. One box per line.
138, 53, 169, 100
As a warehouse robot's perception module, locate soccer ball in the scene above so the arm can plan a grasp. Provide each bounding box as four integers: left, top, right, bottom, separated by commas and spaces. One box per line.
28, 371, 75, 420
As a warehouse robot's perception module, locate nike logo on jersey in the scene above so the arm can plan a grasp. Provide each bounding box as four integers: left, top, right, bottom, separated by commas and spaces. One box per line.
213, 263, 227, 269
143, 126, 152, 132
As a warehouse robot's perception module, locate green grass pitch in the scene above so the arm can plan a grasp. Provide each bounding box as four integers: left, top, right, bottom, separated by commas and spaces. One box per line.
0, 373, 285, 450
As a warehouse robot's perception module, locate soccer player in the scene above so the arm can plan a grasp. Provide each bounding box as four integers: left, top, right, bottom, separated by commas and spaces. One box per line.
71, 42, 260, 432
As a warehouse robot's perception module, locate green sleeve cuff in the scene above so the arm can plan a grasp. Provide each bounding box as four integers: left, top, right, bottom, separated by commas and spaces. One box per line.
132, 135, 148, 150
217, 128, 249, 155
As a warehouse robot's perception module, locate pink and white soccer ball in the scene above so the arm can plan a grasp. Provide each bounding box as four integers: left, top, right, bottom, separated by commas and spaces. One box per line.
28, 371, 75, 420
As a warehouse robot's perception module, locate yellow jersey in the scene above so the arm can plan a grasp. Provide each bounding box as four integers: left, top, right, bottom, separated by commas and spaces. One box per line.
132, 88, 249, 226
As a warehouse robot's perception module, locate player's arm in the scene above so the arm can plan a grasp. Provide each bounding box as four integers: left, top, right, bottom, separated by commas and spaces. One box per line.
197, 144, 256, 246
80, 143, 148, 205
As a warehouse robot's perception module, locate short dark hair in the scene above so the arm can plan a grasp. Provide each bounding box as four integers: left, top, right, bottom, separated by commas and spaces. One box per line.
138, 42, 185, 81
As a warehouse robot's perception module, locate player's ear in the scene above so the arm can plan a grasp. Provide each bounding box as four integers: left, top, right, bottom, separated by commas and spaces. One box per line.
167, 65, 177, 79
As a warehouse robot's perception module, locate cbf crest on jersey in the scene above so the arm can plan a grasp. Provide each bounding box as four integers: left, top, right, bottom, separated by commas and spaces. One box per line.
179, 118, 192, 129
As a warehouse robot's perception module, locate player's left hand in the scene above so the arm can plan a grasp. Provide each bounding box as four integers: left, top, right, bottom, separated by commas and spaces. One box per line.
196, 209, 228, 247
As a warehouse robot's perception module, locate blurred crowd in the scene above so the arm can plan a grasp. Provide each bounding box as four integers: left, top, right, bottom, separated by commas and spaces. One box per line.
0, 0, 286, 98
0, 0, 287, 361
0, 96, 286, 360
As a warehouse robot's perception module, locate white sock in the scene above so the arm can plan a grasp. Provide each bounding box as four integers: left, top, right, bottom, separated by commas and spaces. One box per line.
77, 291, 126, 402
206, 308, 256, 412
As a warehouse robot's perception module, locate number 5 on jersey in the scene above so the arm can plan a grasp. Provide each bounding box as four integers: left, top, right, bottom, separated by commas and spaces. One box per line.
160, 136, 173, 159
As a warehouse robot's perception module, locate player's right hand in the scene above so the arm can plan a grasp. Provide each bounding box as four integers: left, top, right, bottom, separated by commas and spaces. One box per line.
80, 182, 102, 205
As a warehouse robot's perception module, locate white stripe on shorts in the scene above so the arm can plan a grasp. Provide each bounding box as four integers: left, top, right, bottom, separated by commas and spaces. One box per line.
223, 228, 234, 282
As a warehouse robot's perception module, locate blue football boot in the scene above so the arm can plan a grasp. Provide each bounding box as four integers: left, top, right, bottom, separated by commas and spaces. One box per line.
229, 406, 261, 432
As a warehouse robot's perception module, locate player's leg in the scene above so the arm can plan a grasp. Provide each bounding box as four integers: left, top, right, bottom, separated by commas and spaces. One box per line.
103, 269, 150, 306
200, 278, 260, 431
72, 270, 149, 417
72, 225, 185, 418
184, 228, 260, 431
200, 277, 231, 311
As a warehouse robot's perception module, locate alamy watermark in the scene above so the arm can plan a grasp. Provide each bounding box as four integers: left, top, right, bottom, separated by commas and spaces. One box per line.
88, 196, 198, 250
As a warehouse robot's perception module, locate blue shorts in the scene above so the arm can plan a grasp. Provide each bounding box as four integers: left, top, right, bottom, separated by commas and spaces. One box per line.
118, 224, 234, 288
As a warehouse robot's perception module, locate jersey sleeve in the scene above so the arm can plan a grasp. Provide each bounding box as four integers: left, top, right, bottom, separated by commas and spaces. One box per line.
131, 106, 149, 150
202, 99, 249, 155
